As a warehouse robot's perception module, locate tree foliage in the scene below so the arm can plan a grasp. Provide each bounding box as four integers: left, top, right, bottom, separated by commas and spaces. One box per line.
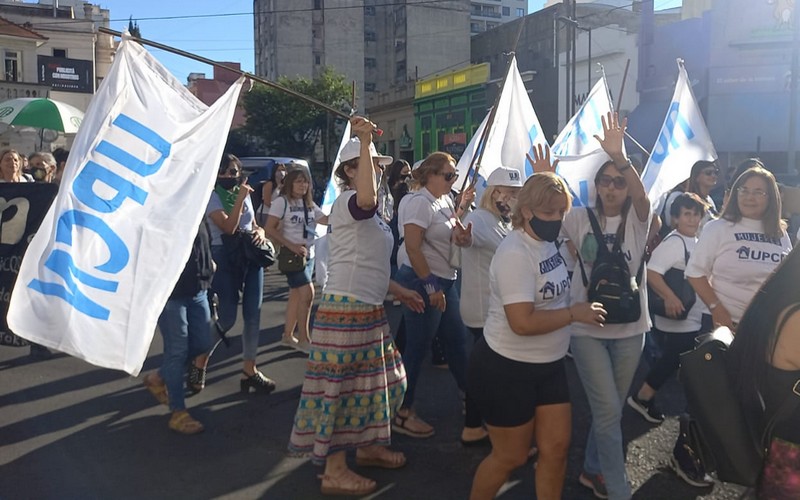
242, 67, 351, 159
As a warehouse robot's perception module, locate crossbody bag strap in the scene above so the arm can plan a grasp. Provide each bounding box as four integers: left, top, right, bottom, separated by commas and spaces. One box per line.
577, 208, 607, 287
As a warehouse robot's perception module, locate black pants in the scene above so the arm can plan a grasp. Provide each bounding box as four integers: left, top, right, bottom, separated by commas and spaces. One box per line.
464, 327, 484, 429
645, 327, 702, 390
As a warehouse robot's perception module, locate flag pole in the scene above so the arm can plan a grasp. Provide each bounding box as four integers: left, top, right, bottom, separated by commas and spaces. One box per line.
458, 17, 527, 194
98, 27, 351, 120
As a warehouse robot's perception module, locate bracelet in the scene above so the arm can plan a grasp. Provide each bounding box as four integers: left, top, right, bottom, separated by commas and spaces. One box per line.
422, 275, 442, 295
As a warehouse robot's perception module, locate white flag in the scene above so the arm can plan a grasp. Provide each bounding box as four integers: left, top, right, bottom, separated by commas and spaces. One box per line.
8, 35, 244, 375
552, 78, 614, 158
314, 120, 352, 287
641, 61, 717, 209
455, 56, 548, 195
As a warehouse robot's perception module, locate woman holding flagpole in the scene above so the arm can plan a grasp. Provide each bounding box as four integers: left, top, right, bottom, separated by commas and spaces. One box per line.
288, 117, 424, 496
538, 112, 651, 500
206, 154, 276, 394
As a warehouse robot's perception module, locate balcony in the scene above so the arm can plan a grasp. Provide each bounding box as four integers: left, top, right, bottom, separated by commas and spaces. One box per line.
0, 81, 50, 101
471, 9, 501, 19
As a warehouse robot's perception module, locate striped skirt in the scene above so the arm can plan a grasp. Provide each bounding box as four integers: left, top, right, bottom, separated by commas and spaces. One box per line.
288, 294, 406, 464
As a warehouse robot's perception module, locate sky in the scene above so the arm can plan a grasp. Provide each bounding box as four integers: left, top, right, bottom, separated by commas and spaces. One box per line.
97, 0, 682, 83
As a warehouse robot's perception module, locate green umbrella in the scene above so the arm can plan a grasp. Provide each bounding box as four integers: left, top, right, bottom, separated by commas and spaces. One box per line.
0, 97, 84, 133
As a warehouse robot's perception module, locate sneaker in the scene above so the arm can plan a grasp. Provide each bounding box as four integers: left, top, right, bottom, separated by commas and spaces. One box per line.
626, 395, 665, 424
671, 440, 713, 487
579, 472, 608, 499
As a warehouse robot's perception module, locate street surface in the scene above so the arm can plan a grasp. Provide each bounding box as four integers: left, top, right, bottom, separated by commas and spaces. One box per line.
1, 268, 749, 499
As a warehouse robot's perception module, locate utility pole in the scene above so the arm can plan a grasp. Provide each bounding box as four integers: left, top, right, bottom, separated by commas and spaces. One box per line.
789, 11, 800, 173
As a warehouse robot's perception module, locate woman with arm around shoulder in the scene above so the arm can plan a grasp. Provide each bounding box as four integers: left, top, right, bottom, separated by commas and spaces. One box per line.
206, 154, 275, 393
288, 117, 424, 496
729, 246, 800, 499
264, 168, 329, 352
468, 172, 606, 500
557, 112, 652, 500
686, 166, 792, 331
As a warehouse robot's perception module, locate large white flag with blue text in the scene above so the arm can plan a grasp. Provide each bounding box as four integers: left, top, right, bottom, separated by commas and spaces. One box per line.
455, 56, 548, 194
641, 61, 716, 210
553, 77, 615, 207
8, 35, 244, 375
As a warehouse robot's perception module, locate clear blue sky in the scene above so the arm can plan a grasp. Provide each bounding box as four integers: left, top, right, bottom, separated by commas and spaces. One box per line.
99, 0, 682, 83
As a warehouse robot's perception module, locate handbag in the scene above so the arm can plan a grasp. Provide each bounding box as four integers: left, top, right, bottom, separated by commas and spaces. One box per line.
278, 245, 306, 273
241, 232, 276, 268
647, 234, 696, 320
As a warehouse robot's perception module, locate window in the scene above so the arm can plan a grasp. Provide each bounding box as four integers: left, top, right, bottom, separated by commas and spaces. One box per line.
315, 55, 321, 65
365, 6, 375, 15
314, 0, 322, 10
4, 51, 19, 82
53, 48, 67, 58
502, 6, 510, 16
365, 82, 376, 92
516, 8, 525, 17
365, 57, 377, 68
364, 31, 376, 42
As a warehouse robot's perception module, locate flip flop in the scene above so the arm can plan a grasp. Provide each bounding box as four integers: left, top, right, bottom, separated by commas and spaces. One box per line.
168, 410, 204, 435
355, 451, 407, 469
143, 373, 168, 406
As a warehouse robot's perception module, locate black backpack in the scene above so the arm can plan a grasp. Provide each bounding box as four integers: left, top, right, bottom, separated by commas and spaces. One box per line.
577, 208, 645, 324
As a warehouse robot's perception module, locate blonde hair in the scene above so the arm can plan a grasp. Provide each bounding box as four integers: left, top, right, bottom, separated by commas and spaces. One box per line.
511, 172, 572, 229
410, 151, 455, 188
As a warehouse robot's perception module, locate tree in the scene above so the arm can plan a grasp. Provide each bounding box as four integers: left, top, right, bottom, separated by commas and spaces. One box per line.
242, 67, 351, 160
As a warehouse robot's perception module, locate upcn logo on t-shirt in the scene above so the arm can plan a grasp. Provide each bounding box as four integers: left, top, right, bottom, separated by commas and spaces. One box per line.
539, 277, 569, 300
734, 232, 785, 263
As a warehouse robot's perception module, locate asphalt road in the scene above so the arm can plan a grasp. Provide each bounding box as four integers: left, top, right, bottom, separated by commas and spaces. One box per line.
1, 268, 750, 500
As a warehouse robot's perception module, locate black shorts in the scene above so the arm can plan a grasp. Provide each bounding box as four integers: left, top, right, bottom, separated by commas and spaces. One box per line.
467, 337, 570, 428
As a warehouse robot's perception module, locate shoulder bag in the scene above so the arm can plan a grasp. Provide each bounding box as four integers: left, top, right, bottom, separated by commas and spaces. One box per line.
278, 197, 308, 274
647, 234, 696, 320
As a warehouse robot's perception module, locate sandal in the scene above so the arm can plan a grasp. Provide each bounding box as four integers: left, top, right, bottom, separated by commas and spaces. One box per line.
168, 410, 204, 435
187, 362, 207, 395
143, 373, 168, 406
240, 370, 277, 394
392, 409, 435, 438
355, 448, 407, 469
318, 469, 377, 496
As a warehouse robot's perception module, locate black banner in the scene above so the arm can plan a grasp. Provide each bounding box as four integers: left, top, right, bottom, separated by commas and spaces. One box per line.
37, 55, 94, 94
0, 184, 58, 346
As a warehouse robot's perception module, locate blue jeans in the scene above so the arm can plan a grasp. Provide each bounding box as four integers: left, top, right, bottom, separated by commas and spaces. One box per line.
157, 290, 212, 411
570, 334, 644, 500
394, 265, 468, 408
211, 245, 264, 361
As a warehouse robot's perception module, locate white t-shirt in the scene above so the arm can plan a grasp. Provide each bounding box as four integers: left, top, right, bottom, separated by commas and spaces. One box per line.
561, 206, 652, 339
460, 208, 512, 328
483, 230, 572, 363
685, 217, 792, 323
268, 195, 326, 259
205, 191, 256, 246
648, 231, 706, 333
324, 191, 394, 305
396, 187, 458, 280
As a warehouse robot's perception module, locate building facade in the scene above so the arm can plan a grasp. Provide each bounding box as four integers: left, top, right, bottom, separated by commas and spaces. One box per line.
470, 0, 528, 35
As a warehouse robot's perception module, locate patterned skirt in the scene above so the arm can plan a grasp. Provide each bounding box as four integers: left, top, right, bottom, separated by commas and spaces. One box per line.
288, 294, 406, 464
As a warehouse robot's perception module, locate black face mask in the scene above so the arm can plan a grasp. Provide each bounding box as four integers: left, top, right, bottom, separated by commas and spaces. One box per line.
495, 201, 511, 217
529, 216, 561, 242
217, 177, 239, 190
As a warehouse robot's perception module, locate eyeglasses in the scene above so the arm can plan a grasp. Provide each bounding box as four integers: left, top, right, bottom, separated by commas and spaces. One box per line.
597, 175, 627, 189
224, 167, 240, 176
701, 168, 719, 176
439, 171, 457, 182
736, 187, 768, 198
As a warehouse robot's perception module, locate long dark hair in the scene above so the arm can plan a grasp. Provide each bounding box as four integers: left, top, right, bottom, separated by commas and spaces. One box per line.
687, 159, 717, 196
730, 246, 800, 416
593, 160, 632, 235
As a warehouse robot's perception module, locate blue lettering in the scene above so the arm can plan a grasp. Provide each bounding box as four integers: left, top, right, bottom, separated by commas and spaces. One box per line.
650, 102, 696, 164
95, 114, 171, 176
73, 161, 148, 213
55, 210, 129, 273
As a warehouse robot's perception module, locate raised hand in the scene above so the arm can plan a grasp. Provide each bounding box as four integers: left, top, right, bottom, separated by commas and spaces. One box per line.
526, 143, 559, 174
593, 112, 627, 162
351, 116, 377, 143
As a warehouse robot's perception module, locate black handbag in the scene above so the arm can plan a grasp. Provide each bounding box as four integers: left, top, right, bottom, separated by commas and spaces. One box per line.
241, 232, 276, 268
648, 234, 696, 320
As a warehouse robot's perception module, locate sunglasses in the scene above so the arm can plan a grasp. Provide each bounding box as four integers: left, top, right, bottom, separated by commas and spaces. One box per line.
223, 167, 240, 176
597, 175, 627, 189
702, 168, 719, 176
439, 171, 457, 182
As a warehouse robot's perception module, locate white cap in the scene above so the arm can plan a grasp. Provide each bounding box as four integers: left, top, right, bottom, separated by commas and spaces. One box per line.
486, 166, 523, 187
411, 159, 424, 171
339, 137, 393, 165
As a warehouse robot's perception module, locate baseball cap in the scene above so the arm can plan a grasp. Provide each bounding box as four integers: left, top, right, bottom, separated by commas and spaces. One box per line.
486, 166, 523, 187
339, 137, 393, 165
